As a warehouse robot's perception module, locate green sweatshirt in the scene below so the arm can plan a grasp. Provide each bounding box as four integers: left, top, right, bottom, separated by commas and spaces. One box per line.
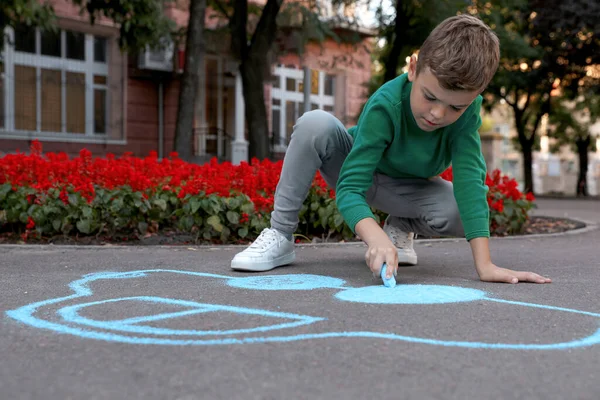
336, 73, 490, 241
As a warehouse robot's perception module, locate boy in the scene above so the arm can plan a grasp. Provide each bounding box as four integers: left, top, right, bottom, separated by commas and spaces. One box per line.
231, 14, 551, 285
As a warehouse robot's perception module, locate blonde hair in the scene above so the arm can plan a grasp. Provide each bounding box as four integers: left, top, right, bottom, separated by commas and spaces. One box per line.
416, 14, 500, 92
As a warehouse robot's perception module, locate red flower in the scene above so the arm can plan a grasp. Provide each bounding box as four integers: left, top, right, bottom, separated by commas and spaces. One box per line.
525, 192, 535, 202
491, 199, 504, 213
26, 216, 35, 230
439, 167, 453, 181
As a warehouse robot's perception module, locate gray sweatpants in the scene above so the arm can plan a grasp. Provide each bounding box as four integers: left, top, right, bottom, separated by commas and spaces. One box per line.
270, 110, 465, 238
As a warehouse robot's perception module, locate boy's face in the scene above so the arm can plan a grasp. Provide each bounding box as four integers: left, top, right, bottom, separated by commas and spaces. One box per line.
407, 56, 480, 132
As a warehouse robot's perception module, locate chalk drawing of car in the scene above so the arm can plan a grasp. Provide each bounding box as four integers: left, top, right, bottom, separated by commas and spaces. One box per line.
6, 269, 600, 350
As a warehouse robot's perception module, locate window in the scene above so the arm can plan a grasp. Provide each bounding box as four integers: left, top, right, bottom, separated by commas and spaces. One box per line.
66, 31, 85, 60
272, 73, 280, 89
324, 74, 335, 96
94, 37, 107, 63
2, 26, 112, 137
310, 70, 319, 95
14, 26, 35, 54
271, 66, 336, 149
41, 30, 61, 57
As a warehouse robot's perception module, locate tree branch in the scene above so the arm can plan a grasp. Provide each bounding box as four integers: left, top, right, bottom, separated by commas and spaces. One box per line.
521, 91, 531, 111
248, 0, 284, 59
230, 0, 248, 61
211, 0, 231, 20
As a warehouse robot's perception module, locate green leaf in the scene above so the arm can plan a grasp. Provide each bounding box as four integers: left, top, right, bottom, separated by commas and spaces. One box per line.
82, 206, 93, 218
190, 198, 201, 214
206, 215, 223, 232
220, 226, 231, 241
138, 221, 148, 234
179, 215, 194, 231
52, 219, 62, 231
493, 214, 507, 225
76, 219, 91, 234
0, 184, 11, 200
208, 196, 223, 214
110, 197, 124, 212
241, 202, 254, 214
226, 211, 239, 224
68, 194, 80, 206
334, 213, 345, 228
153, 199, 167, 211
228, 197, 241, 210
238, 227, 248, 238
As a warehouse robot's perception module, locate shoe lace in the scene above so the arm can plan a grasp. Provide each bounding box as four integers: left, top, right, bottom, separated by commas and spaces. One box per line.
249, 228, 278, 250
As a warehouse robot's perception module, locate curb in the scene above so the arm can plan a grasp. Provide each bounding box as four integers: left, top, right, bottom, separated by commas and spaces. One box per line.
0, 217, 597, 251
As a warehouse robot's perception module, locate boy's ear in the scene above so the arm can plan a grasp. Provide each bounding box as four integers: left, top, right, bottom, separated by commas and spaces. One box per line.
407, 55, 418, 82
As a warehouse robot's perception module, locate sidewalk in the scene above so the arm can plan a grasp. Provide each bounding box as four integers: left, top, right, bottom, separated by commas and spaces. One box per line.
1, 198, 599, 400
532, 197, 600, 224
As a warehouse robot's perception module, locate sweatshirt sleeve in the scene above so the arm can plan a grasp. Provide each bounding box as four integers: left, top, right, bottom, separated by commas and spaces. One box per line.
335, 97, 396, 232
449, 96, 490, 241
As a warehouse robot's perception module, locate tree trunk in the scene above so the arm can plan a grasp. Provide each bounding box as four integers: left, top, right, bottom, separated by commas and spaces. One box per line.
383, 0, 405, 83
241, 58, 271, 159
232, 0, 283, 160
174, 0, 206, 161
576, 136, 590, 196
522, 144, 534, 194
514, 111, 535, 194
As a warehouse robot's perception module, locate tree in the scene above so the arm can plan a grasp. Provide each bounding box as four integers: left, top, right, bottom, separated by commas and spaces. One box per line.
210, 0, 364, 160
174, 0, 206, 161
472, 0, 547, 194
69, 0, 175, 51
377, 0, 464, 84
548, 91, 600, 196
530, 0, 600, 195
230, 0, 284, 160
473, 0, 599, 194
1, 0, 55, 42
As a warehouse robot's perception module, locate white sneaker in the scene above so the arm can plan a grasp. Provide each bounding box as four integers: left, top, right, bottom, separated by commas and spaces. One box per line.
231, 228, 295, 272
383, 217, 418, 266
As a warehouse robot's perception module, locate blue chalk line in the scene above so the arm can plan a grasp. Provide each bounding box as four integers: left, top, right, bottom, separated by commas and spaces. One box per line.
6, 269, 600, 350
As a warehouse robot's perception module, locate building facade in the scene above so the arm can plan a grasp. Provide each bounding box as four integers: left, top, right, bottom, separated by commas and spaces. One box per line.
0, 0, 374, 163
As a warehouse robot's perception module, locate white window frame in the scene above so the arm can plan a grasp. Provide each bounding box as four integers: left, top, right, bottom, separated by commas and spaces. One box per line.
1, 26, 124, 144
199, 55, 226, 157
271, 65, 335, 152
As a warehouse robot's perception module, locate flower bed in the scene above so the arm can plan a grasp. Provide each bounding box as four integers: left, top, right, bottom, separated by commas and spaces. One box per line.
0, 141, 535, 243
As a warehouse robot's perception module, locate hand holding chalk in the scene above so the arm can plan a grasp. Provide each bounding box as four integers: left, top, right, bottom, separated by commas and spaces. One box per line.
380, 263, 396, 288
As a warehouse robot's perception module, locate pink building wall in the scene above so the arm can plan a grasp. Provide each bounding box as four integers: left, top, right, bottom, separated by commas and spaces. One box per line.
0, 1, 373, 159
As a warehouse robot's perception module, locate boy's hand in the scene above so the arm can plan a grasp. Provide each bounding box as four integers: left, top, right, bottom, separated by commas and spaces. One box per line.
355, 218, 399, 279
477, 263, 552, 284
469, 237, 551, 284
365, 242, 398, 279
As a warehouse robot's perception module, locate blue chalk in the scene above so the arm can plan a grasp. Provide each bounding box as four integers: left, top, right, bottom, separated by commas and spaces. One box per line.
380, 263, 396, 288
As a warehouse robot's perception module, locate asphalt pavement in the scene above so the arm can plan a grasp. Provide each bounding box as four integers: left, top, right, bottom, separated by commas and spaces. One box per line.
1, 198, 599, 400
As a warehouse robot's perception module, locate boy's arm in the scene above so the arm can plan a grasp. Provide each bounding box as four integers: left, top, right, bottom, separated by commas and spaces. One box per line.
335, 98, 395, 232
335, 96, 398, 278
469, 238, 551, 284
450, 98, 551, 284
